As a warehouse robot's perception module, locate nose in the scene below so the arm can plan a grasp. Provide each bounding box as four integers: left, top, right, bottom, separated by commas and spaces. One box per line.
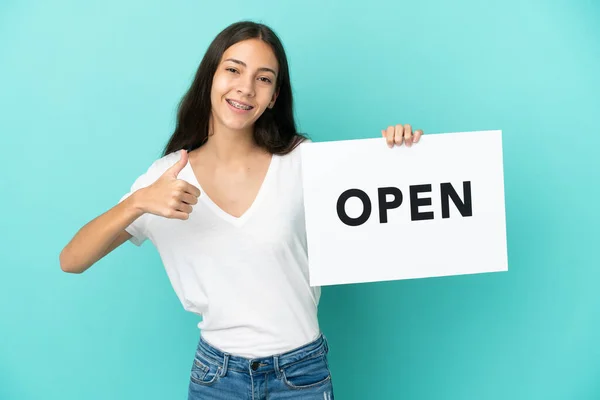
236, 75, 255, 97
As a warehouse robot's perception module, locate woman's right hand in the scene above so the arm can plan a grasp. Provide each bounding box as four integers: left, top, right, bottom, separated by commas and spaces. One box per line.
136, 150, 201, 220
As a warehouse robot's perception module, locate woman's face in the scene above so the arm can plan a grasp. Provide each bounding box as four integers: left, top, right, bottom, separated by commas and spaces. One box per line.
210, 38, 279, 134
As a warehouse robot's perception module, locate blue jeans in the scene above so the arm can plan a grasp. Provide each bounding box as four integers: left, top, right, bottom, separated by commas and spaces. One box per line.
188, 333, 335, 399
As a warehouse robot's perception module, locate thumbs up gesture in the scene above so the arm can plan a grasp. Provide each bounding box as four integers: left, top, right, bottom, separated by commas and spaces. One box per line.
137, 150, 201, 220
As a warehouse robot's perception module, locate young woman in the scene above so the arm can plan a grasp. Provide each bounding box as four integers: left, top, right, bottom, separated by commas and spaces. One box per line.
60, 21, 423, 399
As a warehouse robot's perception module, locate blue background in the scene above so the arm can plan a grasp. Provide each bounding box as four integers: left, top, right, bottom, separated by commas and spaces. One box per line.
1, 0, 599, 399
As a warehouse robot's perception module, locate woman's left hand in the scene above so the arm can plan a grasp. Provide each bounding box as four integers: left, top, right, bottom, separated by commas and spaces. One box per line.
381, 124, 424, 148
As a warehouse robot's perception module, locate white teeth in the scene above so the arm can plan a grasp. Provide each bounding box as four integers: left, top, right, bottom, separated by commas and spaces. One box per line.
228, 100, 252, 110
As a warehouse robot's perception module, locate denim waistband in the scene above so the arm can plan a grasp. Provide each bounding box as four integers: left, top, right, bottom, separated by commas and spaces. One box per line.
195, 333, 329, 375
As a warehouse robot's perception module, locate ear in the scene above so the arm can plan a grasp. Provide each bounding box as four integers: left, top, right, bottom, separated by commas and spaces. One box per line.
268, 88, 279, 109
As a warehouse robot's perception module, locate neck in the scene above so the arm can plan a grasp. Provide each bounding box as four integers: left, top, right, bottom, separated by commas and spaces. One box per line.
203, 115, 264, 165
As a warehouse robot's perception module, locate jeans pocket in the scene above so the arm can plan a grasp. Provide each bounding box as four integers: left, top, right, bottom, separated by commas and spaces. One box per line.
190, 353, 222, 386
281, 353, 331, 390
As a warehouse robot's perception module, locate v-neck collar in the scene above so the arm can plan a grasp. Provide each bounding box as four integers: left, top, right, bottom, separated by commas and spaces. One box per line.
181, 150, 279, 227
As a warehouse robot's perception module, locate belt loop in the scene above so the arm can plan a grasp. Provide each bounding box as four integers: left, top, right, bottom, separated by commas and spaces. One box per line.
323, 334, 329, 353
273, 355, 282, 379
220, 353, 229, 377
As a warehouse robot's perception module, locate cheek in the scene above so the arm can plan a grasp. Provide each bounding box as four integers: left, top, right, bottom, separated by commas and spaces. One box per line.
211, 75, 231, 98
258, 88, 275, 106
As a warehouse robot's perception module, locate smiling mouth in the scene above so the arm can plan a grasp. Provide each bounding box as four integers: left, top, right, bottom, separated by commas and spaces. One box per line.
226, 99, 254, 110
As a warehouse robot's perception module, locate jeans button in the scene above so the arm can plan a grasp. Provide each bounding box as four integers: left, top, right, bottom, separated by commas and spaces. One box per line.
251, 361, 259, 371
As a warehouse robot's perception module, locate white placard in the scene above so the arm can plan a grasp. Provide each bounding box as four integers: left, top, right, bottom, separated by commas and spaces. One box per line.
300, 130, 508, 286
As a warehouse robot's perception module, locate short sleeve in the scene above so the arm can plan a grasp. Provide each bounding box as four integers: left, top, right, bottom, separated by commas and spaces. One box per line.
117, 150, 186, 246
118, 166, 156, 246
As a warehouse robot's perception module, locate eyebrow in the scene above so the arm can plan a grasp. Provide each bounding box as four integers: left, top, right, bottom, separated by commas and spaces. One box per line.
223, 58, 277, 76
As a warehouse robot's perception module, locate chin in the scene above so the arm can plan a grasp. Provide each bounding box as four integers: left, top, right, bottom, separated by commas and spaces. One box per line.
222, 119, 254, 132
212, 108, 260, 132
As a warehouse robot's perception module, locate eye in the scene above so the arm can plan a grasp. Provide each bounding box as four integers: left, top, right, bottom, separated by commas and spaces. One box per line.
258, 76, 273, 84
226, 67, 239, 74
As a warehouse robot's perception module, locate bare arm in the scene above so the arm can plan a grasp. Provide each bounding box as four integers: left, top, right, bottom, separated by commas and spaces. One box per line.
59, 191, 146, 274
59, 150, 200, 274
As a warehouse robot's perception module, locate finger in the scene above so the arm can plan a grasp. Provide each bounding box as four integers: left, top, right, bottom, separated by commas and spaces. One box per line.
176, 202, 193, 214
166, 209, 190, 220
166, 149, 189, 177
394, 124, 404, 146
403, 124, 413, 147
180, 192, 198, 205
413, 129, 423, 143
184, 183, 202, 198
385, 126, 395, 148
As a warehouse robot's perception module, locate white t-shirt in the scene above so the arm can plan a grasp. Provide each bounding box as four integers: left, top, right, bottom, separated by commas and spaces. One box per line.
118, 145, 321, 358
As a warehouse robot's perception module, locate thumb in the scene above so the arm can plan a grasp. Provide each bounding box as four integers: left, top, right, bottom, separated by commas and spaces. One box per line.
166, 149, 188, 177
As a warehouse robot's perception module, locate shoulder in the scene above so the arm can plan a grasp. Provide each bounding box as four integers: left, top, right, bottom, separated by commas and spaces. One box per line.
143, 149, 185, 178
275, 138, 312, 174
291, 137, 313, 160
281, 137, 312, 158
126, 149, 185, 191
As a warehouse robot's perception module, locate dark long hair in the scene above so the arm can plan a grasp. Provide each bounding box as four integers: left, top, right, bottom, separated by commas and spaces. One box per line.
162, 21, 307, 157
